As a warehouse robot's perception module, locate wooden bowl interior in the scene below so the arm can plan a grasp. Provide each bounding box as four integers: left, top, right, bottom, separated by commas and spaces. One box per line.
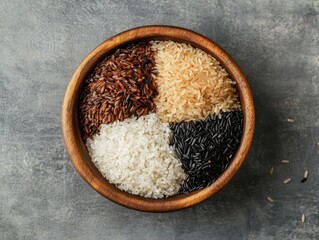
62, 26, 255, 212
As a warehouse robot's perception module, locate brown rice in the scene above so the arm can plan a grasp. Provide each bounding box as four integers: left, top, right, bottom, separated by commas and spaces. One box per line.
151, 40, 241, 122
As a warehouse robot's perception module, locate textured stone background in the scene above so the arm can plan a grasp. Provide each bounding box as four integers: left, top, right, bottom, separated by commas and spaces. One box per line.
1, 0, 319, 239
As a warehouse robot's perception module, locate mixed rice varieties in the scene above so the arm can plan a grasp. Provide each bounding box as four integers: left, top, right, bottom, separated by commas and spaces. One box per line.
80, 41, 243, 198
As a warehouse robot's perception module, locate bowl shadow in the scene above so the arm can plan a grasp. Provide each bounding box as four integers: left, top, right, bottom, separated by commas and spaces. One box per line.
193, 20, 283, 210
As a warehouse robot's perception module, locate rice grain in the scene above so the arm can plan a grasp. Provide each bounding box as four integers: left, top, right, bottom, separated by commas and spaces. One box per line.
301, 170, 309, 183
170, 111, 243, 193
151, 40, 241, 122
267, 196, 274, 203
270, 167, 274, 175
86, 114, 186, 198
283, 178, 292, 184
79, 42, 158, 140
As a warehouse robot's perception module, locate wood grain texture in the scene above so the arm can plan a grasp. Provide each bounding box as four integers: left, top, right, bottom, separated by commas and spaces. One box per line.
61, 25, 255, 212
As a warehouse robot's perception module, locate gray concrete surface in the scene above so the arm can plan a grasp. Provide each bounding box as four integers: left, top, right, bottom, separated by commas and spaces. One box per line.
1, 0, 319, 239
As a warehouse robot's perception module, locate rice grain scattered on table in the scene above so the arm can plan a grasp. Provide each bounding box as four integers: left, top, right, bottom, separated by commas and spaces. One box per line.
86, 114, 186, 198
267, 196, 274, 203
282, 160, 289, 164
301, 170, 309, 183
287, 118, 295, 123
270, 167, 274, 175
283, 177, 292, 184
151, 40, 241, 122
301, 214, 305, 223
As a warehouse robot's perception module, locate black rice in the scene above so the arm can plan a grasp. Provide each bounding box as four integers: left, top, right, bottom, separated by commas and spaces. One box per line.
170, 111, 243, 193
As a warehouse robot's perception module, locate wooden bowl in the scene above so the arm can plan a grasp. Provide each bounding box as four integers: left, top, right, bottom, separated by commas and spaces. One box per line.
61, 25, 255, 212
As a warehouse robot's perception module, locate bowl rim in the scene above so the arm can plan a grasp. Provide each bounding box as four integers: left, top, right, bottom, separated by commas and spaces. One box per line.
61, 25, 255, 212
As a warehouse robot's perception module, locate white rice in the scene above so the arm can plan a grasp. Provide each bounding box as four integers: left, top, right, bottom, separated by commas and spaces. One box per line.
86, 114, 186, 198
